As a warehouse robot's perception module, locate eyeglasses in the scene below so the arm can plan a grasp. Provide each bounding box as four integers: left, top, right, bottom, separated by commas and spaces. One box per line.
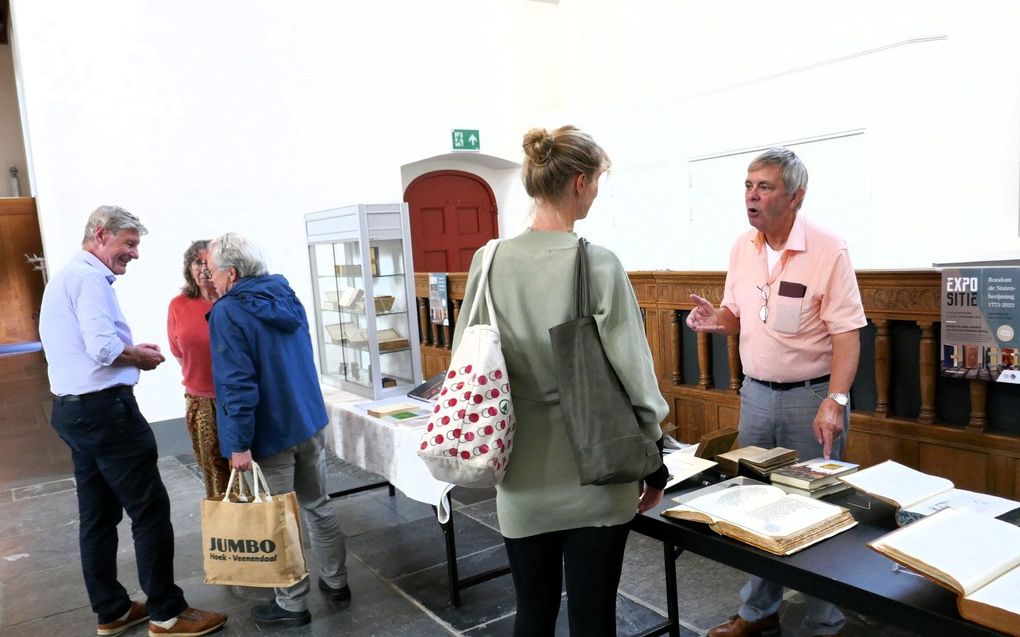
757, 283, 770, 323
202, 268, 213, 278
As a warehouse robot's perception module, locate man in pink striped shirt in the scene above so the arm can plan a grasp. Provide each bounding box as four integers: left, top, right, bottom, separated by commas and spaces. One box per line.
687, 148, 866, 637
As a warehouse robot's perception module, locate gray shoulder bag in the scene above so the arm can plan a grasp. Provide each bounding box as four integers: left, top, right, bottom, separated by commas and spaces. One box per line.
549, 238, 661, 485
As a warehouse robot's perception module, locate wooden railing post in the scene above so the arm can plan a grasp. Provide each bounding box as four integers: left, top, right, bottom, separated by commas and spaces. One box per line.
697, 332, 713, 390
874, 319, 890, 416
968, 380, 987, 431
416, 296, 429, 346
443, 299, 453, 350
727, 334, 741, 392
450, 299, 462, 349
918, 321, 936, 424
670, 311, 683, 385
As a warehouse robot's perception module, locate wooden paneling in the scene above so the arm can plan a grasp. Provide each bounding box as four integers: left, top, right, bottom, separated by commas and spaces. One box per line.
415, 267, 1020, 499
0, 198, 43, 344
918, 445, 988, 492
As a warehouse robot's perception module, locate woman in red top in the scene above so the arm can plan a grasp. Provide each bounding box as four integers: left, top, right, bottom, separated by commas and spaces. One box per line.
167, 240, 230, 497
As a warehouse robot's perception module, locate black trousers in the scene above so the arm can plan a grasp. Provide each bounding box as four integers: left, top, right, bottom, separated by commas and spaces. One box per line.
50, 387, 188, 623
503, 522, 631, 637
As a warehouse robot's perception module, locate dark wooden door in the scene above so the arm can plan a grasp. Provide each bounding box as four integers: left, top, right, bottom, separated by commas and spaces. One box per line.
0, 198, 44, 344
404, 170, 498, 272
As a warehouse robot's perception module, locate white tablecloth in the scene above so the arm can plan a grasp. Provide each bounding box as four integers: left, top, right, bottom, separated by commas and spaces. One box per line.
322, 386, 453, 522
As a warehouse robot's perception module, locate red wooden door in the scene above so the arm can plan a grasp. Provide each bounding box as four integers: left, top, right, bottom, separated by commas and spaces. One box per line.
404, 170, 498, 272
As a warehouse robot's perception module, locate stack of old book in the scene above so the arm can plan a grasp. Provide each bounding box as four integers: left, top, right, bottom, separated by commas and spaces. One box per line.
770, 458, 858, 498
716, 446, 798, 478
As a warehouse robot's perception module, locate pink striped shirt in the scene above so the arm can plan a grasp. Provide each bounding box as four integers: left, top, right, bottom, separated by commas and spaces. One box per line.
721, 214, 866, 383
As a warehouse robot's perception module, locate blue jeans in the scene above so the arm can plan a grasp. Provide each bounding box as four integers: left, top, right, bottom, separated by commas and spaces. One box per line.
257, 428, 348, 612
736, 378, 848, 636
51, 387, 188, 623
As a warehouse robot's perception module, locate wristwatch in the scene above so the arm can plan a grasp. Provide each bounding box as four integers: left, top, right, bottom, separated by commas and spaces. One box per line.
827, 392, 850, 407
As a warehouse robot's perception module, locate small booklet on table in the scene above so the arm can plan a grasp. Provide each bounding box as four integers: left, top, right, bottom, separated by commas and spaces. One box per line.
407, 371, 446, 404
838, 460, 1020, 526
662, 449, 717, 490
772, 458, 858, 489
869, 508, 1020, 636
365, 401, 431, 422
661, 478, 856, 555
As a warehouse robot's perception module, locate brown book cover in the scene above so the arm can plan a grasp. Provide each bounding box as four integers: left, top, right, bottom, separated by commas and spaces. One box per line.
695, 428, 739, 460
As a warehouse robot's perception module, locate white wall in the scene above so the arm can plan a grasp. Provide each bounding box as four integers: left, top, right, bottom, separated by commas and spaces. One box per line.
10, 0, 1020, 421
11, 0, 563, 421
0, 43, 28, 195
554, 0, 1020, 270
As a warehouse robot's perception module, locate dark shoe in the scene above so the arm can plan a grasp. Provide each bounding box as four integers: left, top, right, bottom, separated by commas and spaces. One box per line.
250, 601, 311, 627
707, 613, 781, 637
98, 601, 149, 636
148, 607, 227, 637
318, 577, 352, 601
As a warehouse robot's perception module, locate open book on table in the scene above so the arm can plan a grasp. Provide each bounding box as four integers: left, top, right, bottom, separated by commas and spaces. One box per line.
839, 460, 1020, 526
869, 508, 1020, 636
661, 478, 856, 556
662, 449, 716, 491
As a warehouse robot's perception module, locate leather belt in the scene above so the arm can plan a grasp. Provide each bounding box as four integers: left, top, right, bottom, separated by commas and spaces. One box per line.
748, 375, 830, 391
55, 385, 134, 403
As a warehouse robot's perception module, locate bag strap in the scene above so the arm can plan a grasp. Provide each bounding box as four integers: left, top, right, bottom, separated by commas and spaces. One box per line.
222, 468, 252, 502
250, 461, 274, 503
465, 239, 501, 333
574, 237, 591, 319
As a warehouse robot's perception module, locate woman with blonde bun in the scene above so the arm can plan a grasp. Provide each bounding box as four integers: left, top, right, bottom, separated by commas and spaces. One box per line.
453, 126, 668, 636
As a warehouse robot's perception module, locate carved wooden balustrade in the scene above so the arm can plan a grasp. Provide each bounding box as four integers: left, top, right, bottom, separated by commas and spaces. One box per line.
416, 271, 1020, 498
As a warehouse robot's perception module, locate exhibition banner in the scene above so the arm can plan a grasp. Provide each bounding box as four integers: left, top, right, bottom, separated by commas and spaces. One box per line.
428, 273, 449, 326
940, 267, 1018, 383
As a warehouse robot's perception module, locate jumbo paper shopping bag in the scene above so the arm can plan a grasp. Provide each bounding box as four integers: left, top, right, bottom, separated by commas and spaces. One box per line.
201, 464, 308, 587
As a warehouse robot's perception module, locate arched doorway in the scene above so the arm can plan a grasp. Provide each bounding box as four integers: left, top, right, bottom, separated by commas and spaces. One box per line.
404, 170, 498, 272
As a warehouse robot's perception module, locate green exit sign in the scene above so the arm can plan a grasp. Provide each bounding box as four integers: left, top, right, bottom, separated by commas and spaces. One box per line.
452, 129, 480, 151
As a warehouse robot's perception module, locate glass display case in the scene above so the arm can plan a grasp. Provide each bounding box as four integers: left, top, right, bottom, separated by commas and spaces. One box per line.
305, 203, 423, 399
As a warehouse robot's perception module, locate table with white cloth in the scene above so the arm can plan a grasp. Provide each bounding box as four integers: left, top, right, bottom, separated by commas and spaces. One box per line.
321, 386, 509, 606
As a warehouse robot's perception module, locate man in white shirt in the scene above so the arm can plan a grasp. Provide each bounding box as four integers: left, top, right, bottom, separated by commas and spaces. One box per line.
40, 205, 227, 637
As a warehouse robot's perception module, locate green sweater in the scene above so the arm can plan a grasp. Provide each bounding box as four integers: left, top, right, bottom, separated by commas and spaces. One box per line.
453, 229, 669, 538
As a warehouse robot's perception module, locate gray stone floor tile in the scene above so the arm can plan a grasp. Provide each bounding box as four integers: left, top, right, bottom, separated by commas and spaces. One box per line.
459, 497, 500, 533
348, 510, 503, 580
451, 485, 497, 506
393, 545, 516, 631
11, 477, 76, 500
332, 488, 435, 537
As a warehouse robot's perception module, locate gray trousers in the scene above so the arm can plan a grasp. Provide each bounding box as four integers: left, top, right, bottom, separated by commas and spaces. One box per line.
258, 428, 348, 612
735, 377, 848, 636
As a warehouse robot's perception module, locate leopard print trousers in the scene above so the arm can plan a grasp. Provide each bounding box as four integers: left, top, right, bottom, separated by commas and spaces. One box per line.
184, 394, 232, 498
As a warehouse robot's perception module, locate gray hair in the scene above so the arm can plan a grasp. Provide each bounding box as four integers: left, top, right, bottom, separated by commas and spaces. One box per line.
748, 147, 809, 195
81, 205, 148, 246
209, 232, 268, 279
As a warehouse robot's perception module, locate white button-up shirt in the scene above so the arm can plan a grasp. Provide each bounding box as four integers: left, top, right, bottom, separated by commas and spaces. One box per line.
39, 250, 139, 396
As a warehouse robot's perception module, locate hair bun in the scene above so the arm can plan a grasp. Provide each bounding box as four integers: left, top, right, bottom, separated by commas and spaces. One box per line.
523, 128, 554, 166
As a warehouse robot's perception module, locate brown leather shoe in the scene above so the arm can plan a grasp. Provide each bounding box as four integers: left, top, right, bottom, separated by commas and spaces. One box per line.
98, 601, 149, 636
707, 613, 781, 637
147, 607, 227, 637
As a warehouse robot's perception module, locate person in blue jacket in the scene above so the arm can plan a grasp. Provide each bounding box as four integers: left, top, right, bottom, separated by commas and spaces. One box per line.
206, 232, 349, 627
